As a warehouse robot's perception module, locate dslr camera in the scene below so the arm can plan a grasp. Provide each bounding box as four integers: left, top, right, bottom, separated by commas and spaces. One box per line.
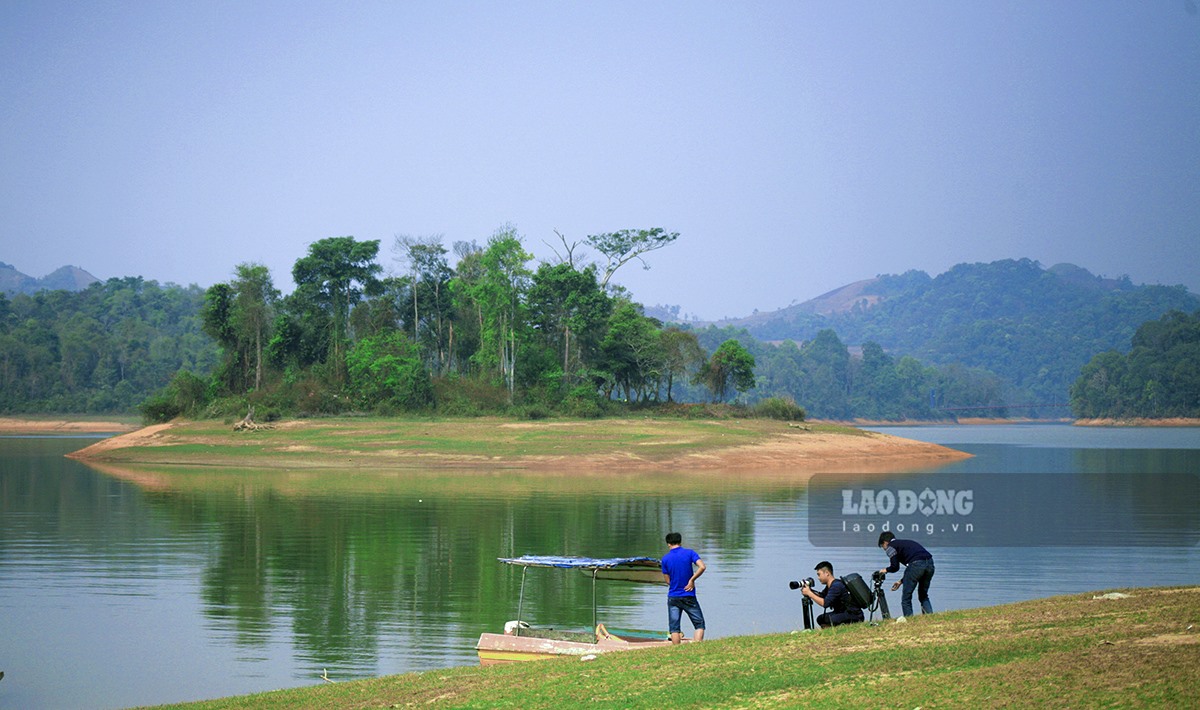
872, 569, 887, 583
788, 577, 816, 590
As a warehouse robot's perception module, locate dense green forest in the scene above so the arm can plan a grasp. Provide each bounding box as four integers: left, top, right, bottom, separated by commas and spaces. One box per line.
0, 277, 216, 412
1069, 309, 1200, 418
672, 326, 1008, 420
3, 240, 1193, 422
727, 259, 1200, 408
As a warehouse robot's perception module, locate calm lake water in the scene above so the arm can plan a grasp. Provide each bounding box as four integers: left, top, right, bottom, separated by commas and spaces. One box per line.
1, 424, 1198, 709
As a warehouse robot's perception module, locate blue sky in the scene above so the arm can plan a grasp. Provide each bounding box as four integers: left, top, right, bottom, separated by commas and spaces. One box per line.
2, 1, 1198, 319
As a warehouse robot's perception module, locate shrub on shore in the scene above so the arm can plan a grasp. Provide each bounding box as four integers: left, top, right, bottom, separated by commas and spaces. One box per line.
753, 396, 806, 421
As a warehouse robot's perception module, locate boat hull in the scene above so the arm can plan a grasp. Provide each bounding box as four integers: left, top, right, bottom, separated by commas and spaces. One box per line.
476, 629, 680, 666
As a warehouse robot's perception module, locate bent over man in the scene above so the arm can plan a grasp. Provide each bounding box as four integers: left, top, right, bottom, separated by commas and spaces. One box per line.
878, 531, 935, 617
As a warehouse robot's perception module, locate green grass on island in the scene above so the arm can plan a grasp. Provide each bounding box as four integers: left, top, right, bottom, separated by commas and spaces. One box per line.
147, 586, 1200, 709
74, 416, 876, 470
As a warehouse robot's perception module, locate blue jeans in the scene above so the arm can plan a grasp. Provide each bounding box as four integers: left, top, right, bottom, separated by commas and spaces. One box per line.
900, 559, 935, 617
667, 596, 705, 633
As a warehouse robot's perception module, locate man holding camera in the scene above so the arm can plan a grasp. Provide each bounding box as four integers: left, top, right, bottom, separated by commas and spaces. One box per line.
877, 531, 935, 617
800, 561, 864, 628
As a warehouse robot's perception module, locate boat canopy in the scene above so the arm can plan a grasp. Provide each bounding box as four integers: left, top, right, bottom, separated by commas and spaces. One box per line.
498, 555, 658, 569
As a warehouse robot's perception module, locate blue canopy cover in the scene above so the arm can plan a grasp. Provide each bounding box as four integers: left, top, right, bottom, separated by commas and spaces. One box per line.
498, 555, 658, 569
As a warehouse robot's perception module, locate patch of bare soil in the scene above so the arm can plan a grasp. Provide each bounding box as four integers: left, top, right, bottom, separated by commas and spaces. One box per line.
471, 428, 969, 473
65, 423, 175, 459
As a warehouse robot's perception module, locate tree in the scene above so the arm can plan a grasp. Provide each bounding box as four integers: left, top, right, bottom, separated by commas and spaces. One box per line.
585, 227, 679, 288
697, 338, 756, 402
849, 341, 901, 419
1070, 350, 1128, 418
447, 240, 485, 375
393, 235, 455, 374
527, 262, 611, 386
800, 329, 851, 418
600, 301, 664, 402
231, 263, 278, 391
457, 226, 531, 402
346, 330, 432, 411
292, 236, 382, 379
660, 327, 704, 402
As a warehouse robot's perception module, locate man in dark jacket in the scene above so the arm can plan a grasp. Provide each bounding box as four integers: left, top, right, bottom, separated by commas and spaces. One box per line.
877, 531, 935, 617
800, 561, 864, 628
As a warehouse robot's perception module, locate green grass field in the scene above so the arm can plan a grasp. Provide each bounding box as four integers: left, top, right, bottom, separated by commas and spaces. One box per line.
78, 416, 873, 470
144, 586, 1199, 709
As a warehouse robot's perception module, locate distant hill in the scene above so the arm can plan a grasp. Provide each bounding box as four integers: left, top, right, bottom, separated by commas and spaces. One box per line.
710, 259, 1200, 403
1, 262, 99, 296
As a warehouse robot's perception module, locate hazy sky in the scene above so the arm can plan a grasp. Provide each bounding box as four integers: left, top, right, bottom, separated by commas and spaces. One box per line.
3, 2, 1198, 319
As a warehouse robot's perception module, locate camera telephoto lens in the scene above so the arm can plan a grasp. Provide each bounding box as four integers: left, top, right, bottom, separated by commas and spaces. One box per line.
788, 580, 800, 590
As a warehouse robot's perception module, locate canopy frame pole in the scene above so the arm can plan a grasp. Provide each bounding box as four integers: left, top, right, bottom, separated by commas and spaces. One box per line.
515, 565, 529, 637
592, 567, 598, 631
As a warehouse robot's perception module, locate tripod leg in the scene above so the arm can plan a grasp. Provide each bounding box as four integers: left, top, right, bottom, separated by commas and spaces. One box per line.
877, 589, 891, 619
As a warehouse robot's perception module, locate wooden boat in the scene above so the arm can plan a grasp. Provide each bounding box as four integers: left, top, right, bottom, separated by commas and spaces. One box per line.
476, 555, 687, 665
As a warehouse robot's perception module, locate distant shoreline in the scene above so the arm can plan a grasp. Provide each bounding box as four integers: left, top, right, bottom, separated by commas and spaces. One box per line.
0, 417, 138, 434
849, 417, 1072, 426
1073, 417, 1200, 427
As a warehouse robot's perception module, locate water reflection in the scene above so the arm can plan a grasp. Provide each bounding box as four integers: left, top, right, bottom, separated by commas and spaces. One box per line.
108, 462, 781, 679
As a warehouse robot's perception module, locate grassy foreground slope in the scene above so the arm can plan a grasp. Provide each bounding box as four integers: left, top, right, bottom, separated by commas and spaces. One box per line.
149, 587, 1199, 709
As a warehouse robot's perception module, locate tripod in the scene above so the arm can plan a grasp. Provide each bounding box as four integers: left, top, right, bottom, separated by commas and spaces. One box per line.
800, 593, 816, 630
868, 574, 892, 621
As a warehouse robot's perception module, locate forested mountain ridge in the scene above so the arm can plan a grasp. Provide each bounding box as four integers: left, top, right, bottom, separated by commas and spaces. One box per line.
710, 259, 1199, 404
1, 262, 99, 295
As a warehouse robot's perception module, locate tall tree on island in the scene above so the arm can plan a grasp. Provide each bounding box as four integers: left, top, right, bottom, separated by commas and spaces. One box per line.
585, 227, 679, 288
231, 263, 279, 391
660, 327, 705, 402
527, 261, 611, 386
392, 235, 454, 374
600, 301, 664, 402
697, 338, 756, 403
292, 236, 383, 381
456, 226, 531, 403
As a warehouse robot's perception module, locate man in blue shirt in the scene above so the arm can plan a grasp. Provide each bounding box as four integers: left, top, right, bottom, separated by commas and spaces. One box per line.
877, 531, 935, 617
661, 532, 706, 644
800, 561, 864, 628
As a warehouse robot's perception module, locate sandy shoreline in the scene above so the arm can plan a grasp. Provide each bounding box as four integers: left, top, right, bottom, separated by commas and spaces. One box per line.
0, 417, 138, 434
1074, 417, 1200, 427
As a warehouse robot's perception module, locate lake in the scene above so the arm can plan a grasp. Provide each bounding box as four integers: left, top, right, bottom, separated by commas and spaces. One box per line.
1, 424, 1197, 709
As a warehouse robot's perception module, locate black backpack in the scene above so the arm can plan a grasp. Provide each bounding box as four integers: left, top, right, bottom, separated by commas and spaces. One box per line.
842, 573, 873, 610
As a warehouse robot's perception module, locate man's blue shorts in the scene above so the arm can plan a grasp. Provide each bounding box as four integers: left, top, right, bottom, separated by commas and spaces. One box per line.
667, 595, 705, 633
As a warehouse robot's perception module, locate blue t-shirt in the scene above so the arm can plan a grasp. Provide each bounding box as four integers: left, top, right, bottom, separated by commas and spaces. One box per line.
661, 546, 701, 597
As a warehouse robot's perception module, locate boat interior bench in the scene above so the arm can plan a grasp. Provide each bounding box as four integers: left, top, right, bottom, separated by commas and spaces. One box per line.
516, 627, 598, 643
